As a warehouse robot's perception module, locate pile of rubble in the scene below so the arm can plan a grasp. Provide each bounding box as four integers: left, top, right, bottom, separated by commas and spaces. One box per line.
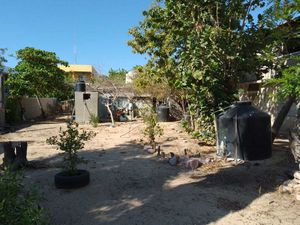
280, 171, 300, 200
143, 145, 213, 170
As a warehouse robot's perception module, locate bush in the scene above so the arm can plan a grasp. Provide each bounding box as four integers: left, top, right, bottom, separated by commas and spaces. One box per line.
142, 107, 163, 148
89, 113, 99, 127
181, 114, 216, 145
46, 120, 96, 175
0, 169, 48, 225
5, 97, 22, 124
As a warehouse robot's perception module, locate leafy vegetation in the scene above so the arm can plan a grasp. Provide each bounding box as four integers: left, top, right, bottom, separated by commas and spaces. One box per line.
6, 47, 73, 101
5, 97, 22, 124
142, 107, 163, 149
132, 65, 173, 101
129, 0, 300, 143
46, 120, 96, 175
0, 169, 48, 225
262, 0, 300, 140
128, 0, 271, 142
267, 56, 300, 140
268, 57, 300, 101
89, 113, 99, 127
5, 47, 73, 120
107, 68, 128, 84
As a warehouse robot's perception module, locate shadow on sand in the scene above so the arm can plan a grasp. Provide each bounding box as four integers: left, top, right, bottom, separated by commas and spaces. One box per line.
20, 138, 298, 225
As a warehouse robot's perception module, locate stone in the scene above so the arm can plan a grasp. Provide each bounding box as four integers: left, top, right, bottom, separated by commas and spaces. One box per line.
294, 184, 300, 192
143, 145, 152, 150
185, 158, 202, 170
294, 171, 300, 180
168, 153, 179, 166
295, 190, 300, 201
281, 180, 297, 194
294, 177, 300, 184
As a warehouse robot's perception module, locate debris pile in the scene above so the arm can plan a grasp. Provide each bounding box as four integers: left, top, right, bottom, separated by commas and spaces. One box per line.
143, 145, 213, 170
143, 145, 159, 154
280, 171, 300, 201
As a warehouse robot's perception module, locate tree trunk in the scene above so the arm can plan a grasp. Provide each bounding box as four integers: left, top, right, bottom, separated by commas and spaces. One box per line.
3, 142, 16, 167
272, 95, 295, 142
152, 97, 157, 112
18, 98, 26, 121
181, 99, 186, 113
36, 95, 46, 119
105, 103, 115, 126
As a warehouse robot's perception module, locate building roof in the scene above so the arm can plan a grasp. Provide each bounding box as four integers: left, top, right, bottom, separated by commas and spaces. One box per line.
59, 64, 98, 75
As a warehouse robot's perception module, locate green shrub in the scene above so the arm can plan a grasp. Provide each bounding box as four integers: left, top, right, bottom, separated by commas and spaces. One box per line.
142, 108, 163, 149
181, 119, 192, 133
46, 120, 96, 175
5, 98, 22, 124
89, 113, 99, 128
0, 169, 48, 225
181, 115, 216, 145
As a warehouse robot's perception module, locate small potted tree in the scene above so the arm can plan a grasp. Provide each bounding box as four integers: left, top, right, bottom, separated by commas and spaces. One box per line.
46, 120, 95, 189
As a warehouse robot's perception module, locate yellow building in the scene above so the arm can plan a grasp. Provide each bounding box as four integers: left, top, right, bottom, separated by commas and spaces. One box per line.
59, 64, 98, 82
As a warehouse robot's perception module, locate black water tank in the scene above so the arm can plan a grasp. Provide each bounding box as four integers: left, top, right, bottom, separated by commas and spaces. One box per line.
217, 101, 272, 161
157, 105, 169, 122
75, 80, 86, 92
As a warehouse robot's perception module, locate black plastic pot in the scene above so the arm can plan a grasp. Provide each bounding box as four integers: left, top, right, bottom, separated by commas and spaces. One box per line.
157, 105, 170, 122
54, 169, 90, 189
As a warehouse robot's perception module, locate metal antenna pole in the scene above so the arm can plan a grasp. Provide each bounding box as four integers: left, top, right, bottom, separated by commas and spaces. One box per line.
73, 45, 77, 64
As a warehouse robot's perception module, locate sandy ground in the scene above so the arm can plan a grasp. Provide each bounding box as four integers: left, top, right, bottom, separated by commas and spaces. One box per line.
1, 117, 300, 225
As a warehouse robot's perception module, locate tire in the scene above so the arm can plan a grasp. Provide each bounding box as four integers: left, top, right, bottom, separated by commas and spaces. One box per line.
54, 169, 90, 189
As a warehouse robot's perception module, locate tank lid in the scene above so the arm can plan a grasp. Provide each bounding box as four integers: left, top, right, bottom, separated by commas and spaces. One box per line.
234, 101, 252, 106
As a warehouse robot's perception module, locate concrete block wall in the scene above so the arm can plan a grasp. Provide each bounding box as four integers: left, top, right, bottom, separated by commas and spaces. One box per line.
21, 97, 57, 120
251, 86, 299, 134
75, 91, 99, 123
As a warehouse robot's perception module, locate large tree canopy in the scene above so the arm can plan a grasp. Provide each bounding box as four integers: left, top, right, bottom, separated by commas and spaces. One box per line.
129, 0, 300, 142
6, 47, 72, 100
128, 0, 270, 137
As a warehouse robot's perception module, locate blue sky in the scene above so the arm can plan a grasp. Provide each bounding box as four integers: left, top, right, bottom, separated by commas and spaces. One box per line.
0, 0, 153, 74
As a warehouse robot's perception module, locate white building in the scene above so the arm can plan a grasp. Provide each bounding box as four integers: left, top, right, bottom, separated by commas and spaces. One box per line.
125, 70, 138, 84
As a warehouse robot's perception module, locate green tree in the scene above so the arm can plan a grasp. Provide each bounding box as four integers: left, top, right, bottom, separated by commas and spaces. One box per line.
129, 0, 269, 141
6, 47, 72, 118
132, 64, 171, 101
107, 68, 128, 84
262, 0, 300, 141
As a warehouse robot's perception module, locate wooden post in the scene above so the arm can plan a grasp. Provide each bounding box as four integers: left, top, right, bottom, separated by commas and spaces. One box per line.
15, 141, 28, 168
3, 142, 16, 167
2, 141, 28, 169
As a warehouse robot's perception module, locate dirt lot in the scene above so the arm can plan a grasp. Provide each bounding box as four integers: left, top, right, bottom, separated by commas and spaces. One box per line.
1, 118, 300, 225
